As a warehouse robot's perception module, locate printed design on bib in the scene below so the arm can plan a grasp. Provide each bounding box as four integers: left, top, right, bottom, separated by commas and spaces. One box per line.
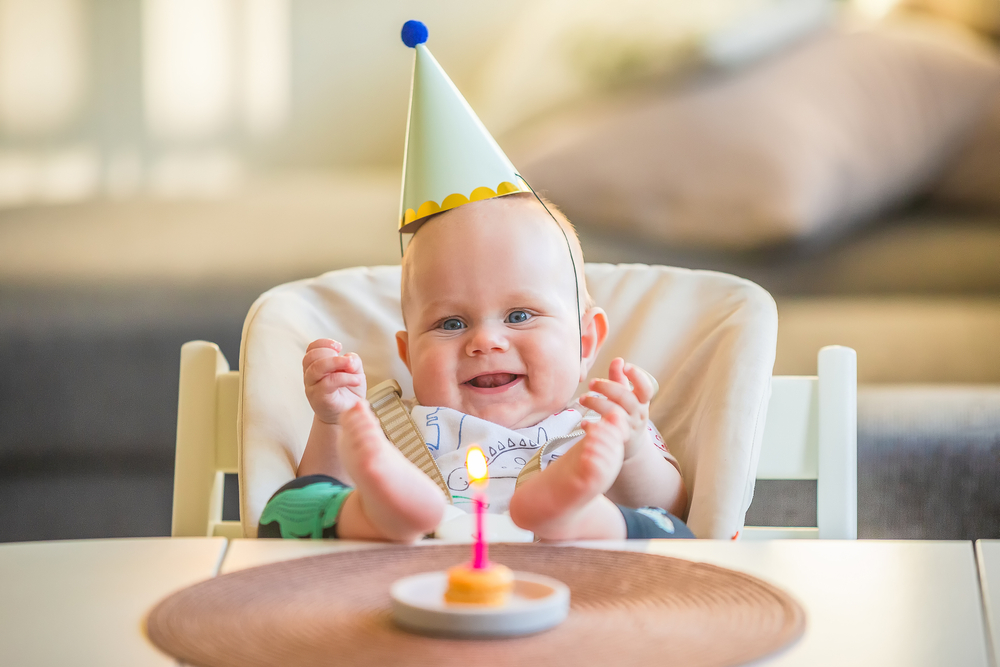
423, 408, 468, 452
407, 403, 670, 514
446, 428, 548, 493
409, 404, 586, 513
424, 407, 443, 451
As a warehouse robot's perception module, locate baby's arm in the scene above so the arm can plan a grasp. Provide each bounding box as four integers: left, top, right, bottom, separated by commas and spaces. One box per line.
583, 358, 688, 518
297, 338, 367, 480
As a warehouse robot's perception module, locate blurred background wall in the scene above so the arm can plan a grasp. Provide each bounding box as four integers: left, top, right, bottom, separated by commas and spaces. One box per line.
1, 0, 999, 542
0, 0, 527, 199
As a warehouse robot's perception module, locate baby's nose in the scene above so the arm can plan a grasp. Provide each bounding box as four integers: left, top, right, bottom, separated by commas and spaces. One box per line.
466, 324, 509, 354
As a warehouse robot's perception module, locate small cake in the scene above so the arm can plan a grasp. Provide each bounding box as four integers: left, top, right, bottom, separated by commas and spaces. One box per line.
444, 563, 515, 606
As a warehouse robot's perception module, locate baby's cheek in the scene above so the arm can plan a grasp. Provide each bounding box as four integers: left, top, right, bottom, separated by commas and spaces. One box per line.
413, 366, 457, 408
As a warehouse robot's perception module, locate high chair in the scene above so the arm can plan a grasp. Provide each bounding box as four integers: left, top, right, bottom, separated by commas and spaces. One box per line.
172, 264, 856, 540
744, 344, 857, 539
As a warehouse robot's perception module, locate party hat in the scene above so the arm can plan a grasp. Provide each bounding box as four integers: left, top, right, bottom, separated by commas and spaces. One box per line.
399, 20, 528, 232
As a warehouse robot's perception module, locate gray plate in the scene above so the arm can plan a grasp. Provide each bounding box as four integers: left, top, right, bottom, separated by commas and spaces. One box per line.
390, 570, 570, 637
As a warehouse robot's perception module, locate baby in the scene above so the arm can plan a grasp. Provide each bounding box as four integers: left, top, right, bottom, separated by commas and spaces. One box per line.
262, 193, 689, 542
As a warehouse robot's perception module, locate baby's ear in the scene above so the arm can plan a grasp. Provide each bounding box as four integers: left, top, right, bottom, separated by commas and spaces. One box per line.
580, 307, 608, 380
395, 331, 411, 371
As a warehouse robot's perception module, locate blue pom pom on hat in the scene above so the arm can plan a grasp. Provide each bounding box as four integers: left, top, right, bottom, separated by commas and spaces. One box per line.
401, 20, 428, 48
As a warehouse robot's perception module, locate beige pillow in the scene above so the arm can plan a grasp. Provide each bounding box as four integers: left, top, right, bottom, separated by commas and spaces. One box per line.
237, 264, 778, 540
929, 90, 1000, 209
470, 0, 834, 136
515, 19, 1000, 250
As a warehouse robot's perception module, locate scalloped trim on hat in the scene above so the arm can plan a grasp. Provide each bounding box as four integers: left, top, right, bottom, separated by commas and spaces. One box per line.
400, 181, 527, 230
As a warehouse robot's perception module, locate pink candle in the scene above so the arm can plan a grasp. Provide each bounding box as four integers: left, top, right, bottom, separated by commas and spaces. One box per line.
473, 493, 488, 569
465, 446, 489, 570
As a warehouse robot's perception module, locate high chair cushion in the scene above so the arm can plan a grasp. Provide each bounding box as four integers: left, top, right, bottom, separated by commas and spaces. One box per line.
238, 264, 777, 539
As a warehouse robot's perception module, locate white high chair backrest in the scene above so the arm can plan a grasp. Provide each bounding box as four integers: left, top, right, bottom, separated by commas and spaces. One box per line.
743, 345, 858, 539
233, 264, 778, 539
172, 340, 242, 539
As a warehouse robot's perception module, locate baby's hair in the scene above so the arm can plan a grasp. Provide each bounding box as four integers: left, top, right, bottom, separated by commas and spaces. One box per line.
400, 193, 595, 322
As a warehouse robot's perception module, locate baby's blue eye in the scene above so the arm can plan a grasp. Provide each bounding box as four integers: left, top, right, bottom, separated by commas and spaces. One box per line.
506, 311, 530, 324
441, 318, 465, 331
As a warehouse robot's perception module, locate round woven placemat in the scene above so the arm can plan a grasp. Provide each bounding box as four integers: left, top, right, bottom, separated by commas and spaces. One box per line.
147, 544, 805, 667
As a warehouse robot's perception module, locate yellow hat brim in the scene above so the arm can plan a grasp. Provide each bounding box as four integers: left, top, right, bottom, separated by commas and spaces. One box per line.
399, 180, 527, 232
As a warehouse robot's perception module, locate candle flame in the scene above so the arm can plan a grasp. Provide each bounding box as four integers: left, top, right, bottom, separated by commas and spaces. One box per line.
466, 446, 488, 482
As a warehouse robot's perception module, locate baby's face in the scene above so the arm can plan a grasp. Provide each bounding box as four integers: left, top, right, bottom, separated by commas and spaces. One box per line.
398, 196, 585, 430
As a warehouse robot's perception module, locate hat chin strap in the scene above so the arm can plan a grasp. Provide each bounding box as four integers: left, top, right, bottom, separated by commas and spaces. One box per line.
518, 174, 584, 364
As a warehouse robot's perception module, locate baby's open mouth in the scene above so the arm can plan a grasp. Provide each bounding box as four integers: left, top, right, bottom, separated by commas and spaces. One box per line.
466, 373, 519, 389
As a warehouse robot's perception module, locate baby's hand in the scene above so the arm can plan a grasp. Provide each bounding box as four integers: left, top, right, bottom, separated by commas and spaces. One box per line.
302, 339, 367, 425
581, 358, 655, 462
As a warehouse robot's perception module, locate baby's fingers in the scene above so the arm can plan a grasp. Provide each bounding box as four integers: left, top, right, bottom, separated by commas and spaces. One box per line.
306, 338, 342, 354
580, 418, 626, 454
623, 363, 656, 405
304, 355, 361, 387
303, 346, 333, 372
303, 356, 336, 386
303, 340, 340, 372
579, 393, 630, 435
302, 349, 361, 376
608, 357, 628, 386
341, 352, 363, 375
588, 378, 641, 416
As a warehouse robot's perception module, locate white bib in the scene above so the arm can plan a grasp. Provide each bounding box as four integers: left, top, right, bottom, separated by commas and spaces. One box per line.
410, 404, 586, 514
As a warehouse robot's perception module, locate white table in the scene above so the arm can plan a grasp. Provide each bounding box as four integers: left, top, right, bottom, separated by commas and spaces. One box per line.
0, 538, 989, 666
976, 540, 1000, 664
224, 538, 991, 667
0, 537, 227, 667
220, 537, 384, 574
638, 540, 990, 667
